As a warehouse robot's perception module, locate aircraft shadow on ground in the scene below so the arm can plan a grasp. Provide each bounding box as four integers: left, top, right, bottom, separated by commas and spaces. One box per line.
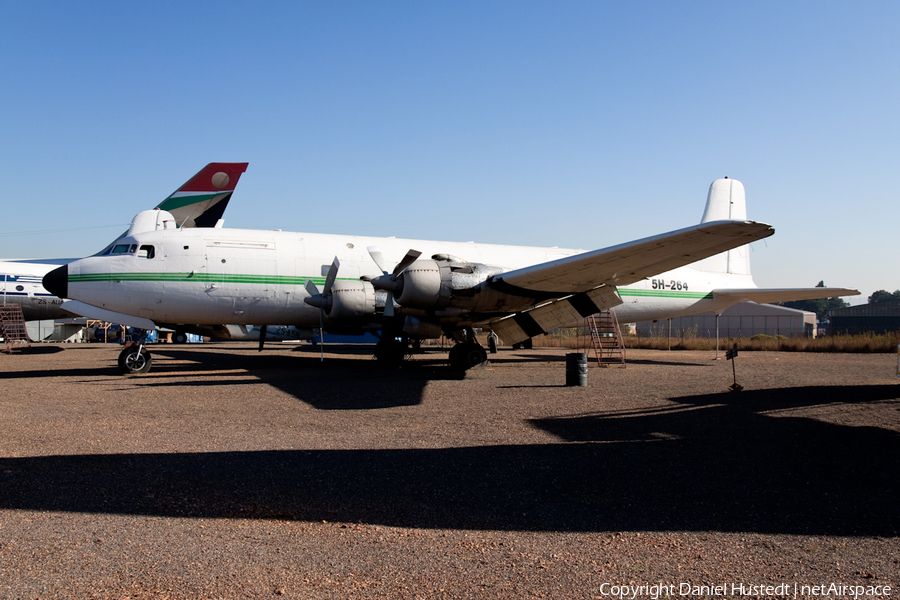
147, 348, 465, 410
623, 358, 710, 367
1, 384, 897, 536
17, 346, 65, 355
529, 384, 900, 536
0, 366, 116, 379
484, 353, 570, 364
487, 354, 709, 368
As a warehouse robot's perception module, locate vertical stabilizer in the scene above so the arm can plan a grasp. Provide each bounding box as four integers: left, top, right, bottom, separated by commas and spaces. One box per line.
156, 162, 249, 228
93, 162, 249, 256
695, 178, 751, 275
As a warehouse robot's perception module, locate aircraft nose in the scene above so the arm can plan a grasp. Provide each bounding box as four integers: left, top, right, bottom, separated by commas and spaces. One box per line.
43, 265, 68, 299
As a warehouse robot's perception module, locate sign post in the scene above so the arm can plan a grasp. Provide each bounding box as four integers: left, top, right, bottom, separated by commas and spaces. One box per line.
726, 344, 743, 392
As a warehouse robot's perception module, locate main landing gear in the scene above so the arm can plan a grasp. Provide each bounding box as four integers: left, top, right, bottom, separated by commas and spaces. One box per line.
374, 336, 410, 367
372, 328, 492, 370
449, 341, 487, 370
448, 328, 489, 370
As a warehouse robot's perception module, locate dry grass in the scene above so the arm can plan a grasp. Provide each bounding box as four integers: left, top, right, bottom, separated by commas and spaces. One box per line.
431, 331, 900, 353
629, 332, 900, 353
525, 331, 900, 353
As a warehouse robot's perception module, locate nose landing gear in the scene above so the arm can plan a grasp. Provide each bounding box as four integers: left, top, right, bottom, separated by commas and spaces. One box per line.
118, 330, 152, 374
118, 344, 152, 374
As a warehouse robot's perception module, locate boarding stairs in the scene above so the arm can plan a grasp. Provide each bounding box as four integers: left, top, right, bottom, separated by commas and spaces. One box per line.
588, 310, 625, 367
0, 303, 30, 353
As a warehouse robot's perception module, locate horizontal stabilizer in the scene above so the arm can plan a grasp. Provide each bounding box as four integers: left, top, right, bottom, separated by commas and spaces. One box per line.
492, 220, 774, 296
59, 300, 157, 330
712, 288, 860, 305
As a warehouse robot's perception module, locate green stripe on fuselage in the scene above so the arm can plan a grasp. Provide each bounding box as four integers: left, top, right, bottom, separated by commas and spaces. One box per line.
68, 276, 714, 300
619, 288, 713, 300
69, 273, 340, 286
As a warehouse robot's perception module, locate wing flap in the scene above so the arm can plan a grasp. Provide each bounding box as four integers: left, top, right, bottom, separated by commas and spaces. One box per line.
492, 220, 774, 295
489, 286, 623, 345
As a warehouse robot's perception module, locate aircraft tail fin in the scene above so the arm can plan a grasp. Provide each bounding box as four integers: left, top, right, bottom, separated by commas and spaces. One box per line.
694, 177, 752, 276
94, 162, 249, 256
156, 162, 249, 228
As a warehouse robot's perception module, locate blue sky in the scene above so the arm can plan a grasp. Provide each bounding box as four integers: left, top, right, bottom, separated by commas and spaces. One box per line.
2, 1, 897, 303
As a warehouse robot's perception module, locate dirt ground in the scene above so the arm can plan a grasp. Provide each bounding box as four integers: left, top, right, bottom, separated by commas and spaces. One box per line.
0, 342, 898, 599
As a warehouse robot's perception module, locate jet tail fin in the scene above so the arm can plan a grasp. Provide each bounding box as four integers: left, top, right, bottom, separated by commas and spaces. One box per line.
94, 162, 249, 256
156, 162, 249, 228
694, 177, 752, 276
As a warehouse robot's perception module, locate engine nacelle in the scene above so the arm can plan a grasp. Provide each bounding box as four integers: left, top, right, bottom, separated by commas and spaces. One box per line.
395, 259, 453, 309
401, 316, 443, 339
368, 255, 508, 312
326, 280, 377, 322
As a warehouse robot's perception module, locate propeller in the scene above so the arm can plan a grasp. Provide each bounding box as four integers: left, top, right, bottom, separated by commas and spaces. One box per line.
258, 325, 267, 352
361, 246, 421, 317
304, 257, 340, 311
304, 257, 340, 362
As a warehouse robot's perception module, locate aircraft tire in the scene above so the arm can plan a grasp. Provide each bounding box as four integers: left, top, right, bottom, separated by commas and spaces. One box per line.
374, 338, 408, 366
450, 342, 487, 370
487, 333, 499, 354
173, 332, 188, 344
118, 346, 152, 375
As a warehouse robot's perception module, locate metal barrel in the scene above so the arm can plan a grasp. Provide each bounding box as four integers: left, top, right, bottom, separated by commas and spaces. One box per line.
565, 352, 588, 387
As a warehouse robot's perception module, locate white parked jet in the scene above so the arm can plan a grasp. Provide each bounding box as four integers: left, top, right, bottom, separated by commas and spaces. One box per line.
1, 162, 248, 324
43, 177, 857, 373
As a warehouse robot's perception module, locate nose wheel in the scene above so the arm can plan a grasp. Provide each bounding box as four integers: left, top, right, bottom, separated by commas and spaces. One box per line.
118, 345, 152, 374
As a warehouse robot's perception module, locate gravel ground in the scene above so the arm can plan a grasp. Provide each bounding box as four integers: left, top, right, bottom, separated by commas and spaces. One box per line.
0, 342, 897, 599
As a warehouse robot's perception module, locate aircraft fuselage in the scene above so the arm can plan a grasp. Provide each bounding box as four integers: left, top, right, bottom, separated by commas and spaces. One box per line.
1, 262, 70, 321
54, 226, 755, 329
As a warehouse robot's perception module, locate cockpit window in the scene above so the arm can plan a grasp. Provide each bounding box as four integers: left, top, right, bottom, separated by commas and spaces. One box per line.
111, 244, 137, 254
138, 245, 155, 259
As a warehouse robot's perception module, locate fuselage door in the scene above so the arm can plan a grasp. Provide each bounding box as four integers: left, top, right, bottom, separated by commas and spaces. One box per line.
204, 240, 277, 322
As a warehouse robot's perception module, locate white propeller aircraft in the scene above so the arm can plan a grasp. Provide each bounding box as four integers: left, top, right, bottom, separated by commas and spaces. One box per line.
1, 162, 249, 324
43, 177, 857, 373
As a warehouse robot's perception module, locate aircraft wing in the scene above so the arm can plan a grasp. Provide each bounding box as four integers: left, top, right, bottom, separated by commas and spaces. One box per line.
712, 287, 860, 304
490, 220, 775, 296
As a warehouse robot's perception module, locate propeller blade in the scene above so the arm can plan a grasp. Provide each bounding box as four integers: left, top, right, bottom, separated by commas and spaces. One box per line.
323, 257, 340, 296
363, 247, 421, 319
319, 308, 325, 362
304, 278, 328, 309
258, 325, 267, 352
392, 249, 422, 279
367, 246, 389, 275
